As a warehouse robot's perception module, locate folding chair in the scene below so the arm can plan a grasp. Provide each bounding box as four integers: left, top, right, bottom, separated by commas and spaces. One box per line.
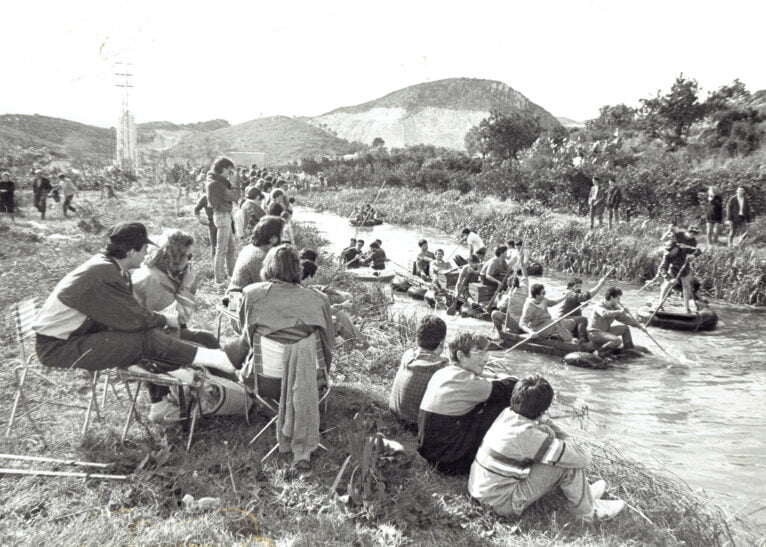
246, 332, 331, 462
5, 297, 107, 437
115, 363, 205, 452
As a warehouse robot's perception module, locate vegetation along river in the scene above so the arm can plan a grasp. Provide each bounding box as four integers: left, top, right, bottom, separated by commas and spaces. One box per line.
297, 206, 766, 525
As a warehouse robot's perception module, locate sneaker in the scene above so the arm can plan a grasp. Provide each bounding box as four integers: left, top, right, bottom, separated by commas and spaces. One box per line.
149, 397, 182, 423
590, 480, 606, 500
582, 499, 625, 522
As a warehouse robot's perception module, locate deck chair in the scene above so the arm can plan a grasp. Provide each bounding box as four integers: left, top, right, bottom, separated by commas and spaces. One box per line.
5, 297, 108, 437
245, 331, 331, 463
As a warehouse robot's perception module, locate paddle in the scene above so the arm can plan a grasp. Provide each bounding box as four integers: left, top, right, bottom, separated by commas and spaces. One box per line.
643, 255, 691, 328
503, 301, 590, 354
620, 305, 673, 359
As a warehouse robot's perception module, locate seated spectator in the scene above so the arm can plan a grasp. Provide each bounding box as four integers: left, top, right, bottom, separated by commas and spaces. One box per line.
32, 223, 236, 377
240, 186, 266, 237
229, 216, 284, 292
389, 315, 447, 428
267, 202, 284, 217
469, 375, 625, 521
417, 333, 516, 475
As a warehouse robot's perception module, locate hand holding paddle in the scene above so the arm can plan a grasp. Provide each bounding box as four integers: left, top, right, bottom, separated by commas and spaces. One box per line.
503, 301, 590, 354
643, 256, 691, 328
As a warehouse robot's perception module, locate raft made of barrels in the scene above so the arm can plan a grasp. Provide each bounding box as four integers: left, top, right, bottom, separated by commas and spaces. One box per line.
349, 218, 383, 227
349, 268, 395, 282
636, 305, 718, 331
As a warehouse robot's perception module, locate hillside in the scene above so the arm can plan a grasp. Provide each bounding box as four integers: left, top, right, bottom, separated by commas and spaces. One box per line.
557, 116, 586, 128
0, 114, 114, 160
170, 116, 356, 164
309, 78, 561, 149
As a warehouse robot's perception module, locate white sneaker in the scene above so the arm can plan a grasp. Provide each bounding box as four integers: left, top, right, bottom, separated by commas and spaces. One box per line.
583, 499, 626, 522
590, 480, 606, 500
148, 397, 182, 423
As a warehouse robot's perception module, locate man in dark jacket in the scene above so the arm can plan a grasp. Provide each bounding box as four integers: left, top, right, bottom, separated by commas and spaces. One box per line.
0, 171, 15, 219
725, 186, 753, 247
32, 170, 53, 219
205, 157, 240, 285
33, 222, 236, 374
605, 177, 622, 230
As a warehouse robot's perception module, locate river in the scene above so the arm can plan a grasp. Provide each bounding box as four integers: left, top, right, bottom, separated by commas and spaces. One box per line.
296, 206, 766, 526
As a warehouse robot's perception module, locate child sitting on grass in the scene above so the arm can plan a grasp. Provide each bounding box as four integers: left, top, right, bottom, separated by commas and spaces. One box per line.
468, 374, 625, 521
417, 333, 517, 475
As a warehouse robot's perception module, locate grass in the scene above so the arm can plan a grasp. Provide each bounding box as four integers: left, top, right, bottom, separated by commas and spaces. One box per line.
299, 187, 766, 306
0, 187, 762, 545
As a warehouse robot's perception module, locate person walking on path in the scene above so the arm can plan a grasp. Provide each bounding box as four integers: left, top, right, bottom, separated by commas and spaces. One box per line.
588, 176, 605, 230
58, 174, 78, 217
725, 186, 752, 247
0, 171, 16, 221
205, 157, 240, 286
605, 177, 621, 230
32, 170, 53, 220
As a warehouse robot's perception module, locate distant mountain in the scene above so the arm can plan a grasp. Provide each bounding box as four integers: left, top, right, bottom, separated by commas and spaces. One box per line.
138, 119, 230, 132
171, 116, 357, 165
0, 114, 114, 160
557, 116, 586, 128
309, 78, 561, 150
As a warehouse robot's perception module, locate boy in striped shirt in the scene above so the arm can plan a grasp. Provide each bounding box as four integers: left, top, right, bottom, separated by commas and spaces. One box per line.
468, 375, 625, 521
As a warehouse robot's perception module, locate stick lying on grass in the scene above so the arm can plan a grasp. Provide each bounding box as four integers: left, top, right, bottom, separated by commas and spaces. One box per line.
0, 468, 128, 480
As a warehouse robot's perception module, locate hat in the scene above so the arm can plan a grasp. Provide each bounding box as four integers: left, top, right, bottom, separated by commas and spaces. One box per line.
106, 222, 155, 247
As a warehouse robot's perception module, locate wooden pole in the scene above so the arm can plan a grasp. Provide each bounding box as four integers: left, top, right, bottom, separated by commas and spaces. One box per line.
0, 468, 128, 480
0, 454, 113, 468
503, 301, 590, 354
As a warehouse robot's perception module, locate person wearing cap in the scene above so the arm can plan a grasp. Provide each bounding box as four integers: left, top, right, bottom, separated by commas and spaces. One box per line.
0, 171, 15, 220
205, 156, 240, 285
725, 186, 753, 247
32, 222, 237, 376
32, 170, 53, 220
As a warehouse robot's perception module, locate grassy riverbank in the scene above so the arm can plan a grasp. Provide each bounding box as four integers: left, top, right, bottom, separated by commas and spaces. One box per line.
299, 187, 766, 307
0, 188, 760, 545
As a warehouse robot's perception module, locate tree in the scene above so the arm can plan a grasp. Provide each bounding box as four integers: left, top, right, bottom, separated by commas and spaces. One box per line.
639, 75, 706, 149
467, 111, 541, 161
464, 125, 489, 158
371, 137, 385, 148
705, 79, 749, 114
587, 104, 637, 133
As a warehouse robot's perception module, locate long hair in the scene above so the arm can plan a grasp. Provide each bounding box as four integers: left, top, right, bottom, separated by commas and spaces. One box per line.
261, 244, 302, 284
144, 229, 194, 272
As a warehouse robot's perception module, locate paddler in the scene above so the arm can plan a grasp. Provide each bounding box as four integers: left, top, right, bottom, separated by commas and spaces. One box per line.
558, 272, 610, 343
344, 239, 365, 269
479, 245, 509, 292
414, 239, 436, 281
448, 250, 486, 314
588, 287, 642, 357
657, 229, 701, 313
360, 240, 387, 270
519, 284, 577, 343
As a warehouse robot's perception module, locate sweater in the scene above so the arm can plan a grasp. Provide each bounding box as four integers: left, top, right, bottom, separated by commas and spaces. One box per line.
205, 172, 239, 213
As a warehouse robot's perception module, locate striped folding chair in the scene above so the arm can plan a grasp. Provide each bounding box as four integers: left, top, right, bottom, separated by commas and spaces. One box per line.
5, 297, 106, 437
115, 363, 205, 452
246, 331, 331, 462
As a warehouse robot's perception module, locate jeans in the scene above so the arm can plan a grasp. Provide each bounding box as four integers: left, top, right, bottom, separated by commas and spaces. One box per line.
63, 195, 76, 216
213, 212, 236, 283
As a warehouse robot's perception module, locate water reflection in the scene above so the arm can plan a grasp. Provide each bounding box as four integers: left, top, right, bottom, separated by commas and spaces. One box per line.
297, 206, 766, 523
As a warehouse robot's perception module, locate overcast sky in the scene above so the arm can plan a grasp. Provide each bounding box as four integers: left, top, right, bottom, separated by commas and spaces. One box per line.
2, 0, 764, 128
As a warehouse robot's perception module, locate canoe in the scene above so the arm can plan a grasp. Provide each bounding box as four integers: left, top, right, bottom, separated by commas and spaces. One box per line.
636, 305, 718, 331
349, 268, 395, 282
349, 218, 383, 227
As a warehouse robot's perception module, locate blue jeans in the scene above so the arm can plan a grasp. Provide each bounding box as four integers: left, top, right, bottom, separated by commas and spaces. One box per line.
213, 212, 236, 283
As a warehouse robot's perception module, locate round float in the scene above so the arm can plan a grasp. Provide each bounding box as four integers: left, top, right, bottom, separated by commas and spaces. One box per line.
637, 305, 718, 331
349, 268, 395, 282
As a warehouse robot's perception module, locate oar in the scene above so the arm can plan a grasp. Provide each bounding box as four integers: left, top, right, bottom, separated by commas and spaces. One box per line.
643, 256, 691, 328
621, 306, 673, 359
354, 179, 387, 231
503, 301, 590, 354
486, 268, 518, 311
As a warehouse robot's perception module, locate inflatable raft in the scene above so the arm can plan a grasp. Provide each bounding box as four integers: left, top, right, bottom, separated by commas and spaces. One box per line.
494, 332, 650, 360
349, 268, 395, 282
349, 218, 383, 227
637, 305, 718, 331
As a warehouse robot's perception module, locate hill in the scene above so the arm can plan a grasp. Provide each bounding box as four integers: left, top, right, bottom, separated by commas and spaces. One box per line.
170, 116, 357, 165
557, 116, 586, 128
0, 114, 114, 160
309, 78, 561, 150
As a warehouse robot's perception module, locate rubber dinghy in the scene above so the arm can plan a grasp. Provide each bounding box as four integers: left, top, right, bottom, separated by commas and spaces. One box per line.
637, 305, 718, 331
349, 218, 383, 227
348, 268, 395, 282
493, 332, 650, 366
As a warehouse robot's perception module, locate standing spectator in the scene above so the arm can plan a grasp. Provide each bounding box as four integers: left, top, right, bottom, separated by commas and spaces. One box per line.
194, 194, 216, 258
605, 177, 621, 230
705, 186, 723, 246
0, 171, 15, 221
205, 156, 240, 286
58, 174, 78, 217
725, 186, 753, 247
32, 170, 53, 220
588, 176, 605, 229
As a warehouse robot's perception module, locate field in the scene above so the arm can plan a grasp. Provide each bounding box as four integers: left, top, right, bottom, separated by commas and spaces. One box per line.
0, 187, 760, 545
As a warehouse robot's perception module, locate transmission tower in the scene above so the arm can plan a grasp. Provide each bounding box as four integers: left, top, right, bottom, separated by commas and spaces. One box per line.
114, 65, 138, 171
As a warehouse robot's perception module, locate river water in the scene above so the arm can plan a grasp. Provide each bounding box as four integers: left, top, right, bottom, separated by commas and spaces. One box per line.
297, 206, 766, 525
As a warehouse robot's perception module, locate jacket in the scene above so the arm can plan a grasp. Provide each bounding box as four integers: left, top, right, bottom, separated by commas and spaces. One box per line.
205, 172, 239, 213
726, 195, 752, 224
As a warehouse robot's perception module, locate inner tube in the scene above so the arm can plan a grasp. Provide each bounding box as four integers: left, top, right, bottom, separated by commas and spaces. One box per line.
637, 305, 718, 331
350, 269, 395, 282
407, 286, 427, 300
563, 351, 610, 369
526, 262, 544, 276
349, 218, 383, 227
391, 277, 412, 292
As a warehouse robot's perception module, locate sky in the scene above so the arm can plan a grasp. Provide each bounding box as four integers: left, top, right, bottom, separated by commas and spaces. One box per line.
2, 0, 764, 128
